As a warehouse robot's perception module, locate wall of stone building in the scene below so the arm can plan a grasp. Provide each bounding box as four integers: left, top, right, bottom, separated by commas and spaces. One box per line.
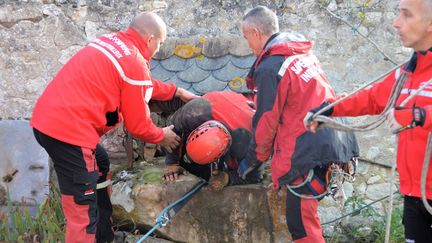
0, 0, 406, 167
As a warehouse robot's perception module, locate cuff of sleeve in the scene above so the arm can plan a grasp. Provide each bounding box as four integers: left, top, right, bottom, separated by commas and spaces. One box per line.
422, 106, 432, 130
172, 87, 178, 100
165, 159, 179, 165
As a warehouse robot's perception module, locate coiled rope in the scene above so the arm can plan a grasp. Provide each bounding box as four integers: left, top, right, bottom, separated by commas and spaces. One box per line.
310, 62, 432, 242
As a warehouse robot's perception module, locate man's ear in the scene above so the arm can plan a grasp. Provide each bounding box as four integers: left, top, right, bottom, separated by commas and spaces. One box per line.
428, 18, 432, 32
148, 34, 155, 44
253, 27, 265, 42
252, 27, 260, 37
142, 34, 154, 46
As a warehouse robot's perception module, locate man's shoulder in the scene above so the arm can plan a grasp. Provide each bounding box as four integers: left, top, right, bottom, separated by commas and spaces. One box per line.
256, 55, 285, 74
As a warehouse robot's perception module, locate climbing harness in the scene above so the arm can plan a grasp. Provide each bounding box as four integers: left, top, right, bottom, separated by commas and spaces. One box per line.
136, 179, 207, 243
286, 169, 327, 200
328, 159, 357, 202
286, 159, 357, 201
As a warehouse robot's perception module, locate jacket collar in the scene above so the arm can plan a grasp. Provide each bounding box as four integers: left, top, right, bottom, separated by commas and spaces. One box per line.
263, 33, 280, 50
404, 47, 432, 73
246, 31, 312, 90
263, 31, 307, 51
125, 28, 152, 60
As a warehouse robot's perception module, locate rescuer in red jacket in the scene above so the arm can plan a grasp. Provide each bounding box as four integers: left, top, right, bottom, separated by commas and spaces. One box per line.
238, 6, 359, 243
31, 12, 197, 243
305, 0, 432, 241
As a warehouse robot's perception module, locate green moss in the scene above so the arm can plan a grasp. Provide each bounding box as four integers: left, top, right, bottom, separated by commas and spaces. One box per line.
110, 161, 130, 175
138, 167, 163, 184
112, 205, 138, 223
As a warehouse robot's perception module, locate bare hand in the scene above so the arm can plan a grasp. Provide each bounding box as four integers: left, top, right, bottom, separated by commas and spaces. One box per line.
208, 170, 229, 191
303, 112, 319, 133
175, 88, 199, 102
159, 125, 181, 153
305, 120, 320, 133
162, 164, 187, 181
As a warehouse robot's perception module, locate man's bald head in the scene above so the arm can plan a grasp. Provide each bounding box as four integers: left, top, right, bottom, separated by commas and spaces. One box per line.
130, 12, 167, 39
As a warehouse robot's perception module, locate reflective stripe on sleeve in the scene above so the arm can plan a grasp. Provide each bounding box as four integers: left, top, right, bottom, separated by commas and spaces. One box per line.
278, 54, 306, 77
89, 43, 152, 86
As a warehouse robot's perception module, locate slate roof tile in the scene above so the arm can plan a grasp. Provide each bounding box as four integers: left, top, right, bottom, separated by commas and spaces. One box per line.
150, 38, 254, 94
153, 37, 252, 60
192, 75, 228, 94
177, 63, 211, 83
159, 55, 193, 72
151, 62, 175, 81
167, 75, 192, 90
231, 55, 256, 69
226, 76, 251, 93
195, 55, 230, 71
150, 59, 159, 71
212, 61, 248, 82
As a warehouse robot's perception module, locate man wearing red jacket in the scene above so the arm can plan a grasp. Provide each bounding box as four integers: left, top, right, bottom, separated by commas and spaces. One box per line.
305, 0, 432, 241
31, 12, 197, 243
238, 6, 359, 242
161, 91, 263, 190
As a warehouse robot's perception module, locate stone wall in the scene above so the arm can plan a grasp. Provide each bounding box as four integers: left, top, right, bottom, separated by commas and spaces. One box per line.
0, 0, 406, 166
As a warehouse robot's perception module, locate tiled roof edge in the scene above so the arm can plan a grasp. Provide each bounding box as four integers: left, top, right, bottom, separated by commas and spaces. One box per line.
153, 37, 252, 60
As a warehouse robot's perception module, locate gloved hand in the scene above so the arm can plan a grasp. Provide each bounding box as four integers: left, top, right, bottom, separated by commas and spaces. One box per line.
237, 158, 261, 180
162, 164, 188, 181
387, 106, 425, 134
303, 102, 334, 132
208, 171, 229, 191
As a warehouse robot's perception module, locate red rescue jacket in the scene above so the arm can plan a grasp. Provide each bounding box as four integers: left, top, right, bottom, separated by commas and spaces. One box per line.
246, 33, 358, 188
31, 28, 176, 148
333, 49, 432, 199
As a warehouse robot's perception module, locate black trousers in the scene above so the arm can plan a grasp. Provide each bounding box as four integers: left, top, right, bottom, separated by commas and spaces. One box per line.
33, 129, 114, 243
403, 195, 432, 243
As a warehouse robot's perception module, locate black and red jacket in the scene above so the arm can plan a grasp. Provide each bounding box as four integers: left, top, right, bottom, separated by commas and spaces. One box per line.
245, 32, 359, 188
165, 91, 253, 166
31, 28, 176, 149
164, 91, 261, 184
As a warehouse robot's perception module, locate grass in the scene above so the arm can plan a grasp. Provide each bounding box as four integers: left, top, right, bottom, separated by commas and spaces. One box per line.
0, 185, 65, 242
326, 194, 405, 243
371, 206, 404, 243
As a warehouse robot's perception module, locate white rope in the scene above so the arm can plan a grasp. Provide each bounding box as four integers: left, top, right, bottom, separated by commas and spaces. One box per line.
312, 63, 403, 119
309, 60, 432, 242
421, 134, 432, 215
313, 70, 407, 132
384, 137, 398, 243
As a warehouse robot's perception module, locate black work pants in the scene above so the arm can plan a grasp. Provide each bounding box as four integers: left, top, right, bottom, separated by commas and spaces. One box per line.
33, 129, 114, 243
403, 195, 432, 243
